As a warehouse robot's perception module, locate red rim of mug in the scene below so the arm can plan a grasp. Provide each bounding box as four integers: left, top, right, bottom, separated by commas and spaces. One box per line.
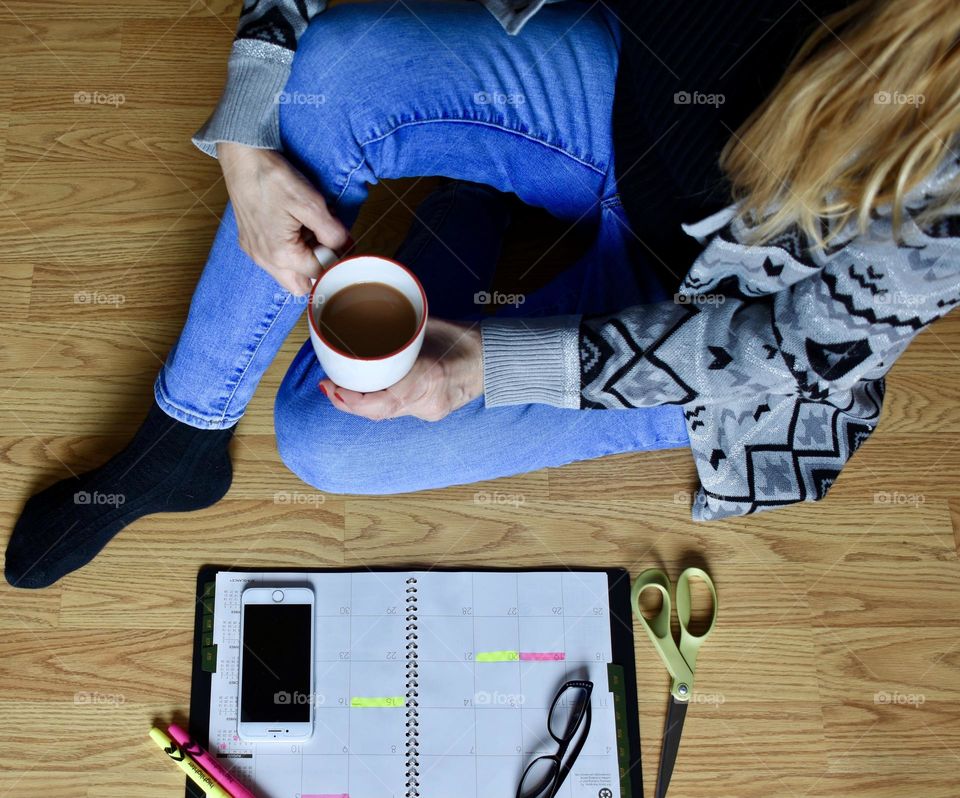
307, 254, 429, 362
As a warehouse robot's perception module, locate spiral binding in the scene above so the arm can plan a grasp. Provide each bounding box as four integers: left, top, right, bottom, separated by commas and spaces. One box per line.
404, 577, 420, 798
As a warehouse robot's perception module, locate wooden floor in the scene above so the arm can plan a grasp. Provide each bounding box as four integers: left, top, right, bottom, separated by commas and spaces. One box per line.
1, 2, 959, 796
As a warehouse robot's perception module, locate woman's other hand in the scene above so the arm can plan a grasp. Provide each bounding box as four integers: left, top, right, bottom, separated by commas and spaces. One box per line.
218, 142, 351, 295
320, 319, 484, 422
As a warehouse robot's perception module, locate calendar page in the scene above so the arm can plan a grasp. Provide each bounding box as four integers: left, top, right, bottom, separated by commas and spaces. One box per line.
207, 571, 621, 798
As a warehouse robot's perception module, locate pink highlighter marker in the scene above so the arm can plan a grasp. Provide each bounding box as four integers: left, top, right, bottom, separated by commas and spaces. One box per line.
167, 723, 258, 798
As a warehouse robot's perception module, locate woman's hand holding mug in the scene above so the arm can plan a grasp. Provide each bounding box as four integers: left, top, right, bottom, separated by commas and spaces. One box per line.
218, 142, 351, 295
310, 248, 483, 422
320, 319, 484, 422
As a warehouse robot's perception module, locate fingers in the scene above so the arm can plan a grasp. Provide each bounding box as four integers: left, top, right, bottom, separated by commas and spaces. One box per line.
318, 376, 445, 421
273, 267, 313, 296
320, 379, 403, 420
292, 190, 351, 253
282, 239, 328, 284
231, 163, 350, 289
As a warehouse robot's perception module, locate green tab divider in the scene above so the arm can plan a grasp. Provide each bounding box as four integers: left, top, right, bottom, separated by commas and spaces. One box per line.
607, 662, 634, 798
200, 580, 218, 673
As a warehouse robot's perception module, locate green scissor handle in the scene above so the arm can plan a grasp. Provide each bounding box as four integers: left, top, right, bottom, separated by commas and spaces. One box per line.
631, 567, 718, 702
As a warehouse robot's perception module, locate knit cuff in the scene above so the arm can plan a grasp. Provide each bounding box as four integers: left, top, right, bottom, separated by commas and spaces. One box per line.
192, 42, 294, 158
481, 316, 582, 408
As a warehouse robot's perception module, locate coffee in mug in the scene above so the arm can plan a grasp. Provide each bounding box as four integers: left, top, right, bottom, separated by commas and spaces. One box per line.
318, 282, 418, 358
308, 249, 428, 393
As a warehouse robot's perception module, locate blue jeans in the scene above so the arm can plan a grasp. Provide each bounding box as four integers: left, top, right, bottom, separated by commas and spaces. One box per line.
154, 1, 688, 494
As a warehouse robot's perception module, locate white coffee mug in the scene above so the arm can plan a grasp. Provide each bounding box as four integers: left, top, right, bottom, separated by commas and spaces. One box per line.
308, 246, 428, 392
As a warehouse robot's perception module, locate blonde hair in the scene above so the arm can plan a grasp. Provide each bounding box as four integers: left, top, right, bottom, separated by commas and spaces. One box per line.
720, 0, 960, 248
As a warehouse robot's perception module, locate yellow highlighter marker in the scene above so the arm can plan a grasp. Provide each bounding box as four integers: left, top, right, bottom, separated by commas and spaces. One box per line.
149, 726, 232, 798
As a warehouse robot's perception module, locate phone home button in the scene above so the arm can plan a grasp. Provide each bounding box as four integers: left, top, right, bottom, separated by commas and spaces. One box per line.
272, 589, 285, 602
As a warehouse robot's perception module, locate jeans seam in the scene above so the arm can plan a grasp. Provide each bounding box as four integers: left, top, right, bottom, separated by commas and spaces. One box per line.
338, 117, 608, 201
363, 118, 607, 172
155, 380, 240, 427
335, 158, 368, 207
217, 293, 296, 424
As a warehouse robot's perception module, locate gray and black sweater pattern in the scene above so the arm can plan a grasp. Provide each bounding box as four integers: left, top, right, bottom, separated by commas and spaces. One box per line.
527, 154, 959, 520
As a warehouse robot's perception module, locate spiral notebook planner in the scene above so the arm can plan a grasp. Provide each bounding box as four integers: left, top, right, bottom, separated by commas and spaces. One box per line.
190, 568, 642, 798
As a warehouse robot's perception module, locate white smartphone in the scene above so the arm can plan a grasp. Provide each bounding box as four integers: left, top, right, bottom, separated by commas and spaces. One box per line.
238, 586, 315, 742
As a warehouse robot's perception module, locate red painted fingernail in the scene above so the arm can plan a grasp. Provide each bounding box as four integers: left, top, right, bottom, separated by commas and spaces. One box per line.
318, 383, 328, 397
334, 390, 345, 402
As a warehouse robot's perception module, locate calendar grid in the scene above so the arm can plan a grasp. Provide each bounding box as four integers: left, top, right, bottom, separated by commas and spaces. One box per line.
208, 571, 621, 798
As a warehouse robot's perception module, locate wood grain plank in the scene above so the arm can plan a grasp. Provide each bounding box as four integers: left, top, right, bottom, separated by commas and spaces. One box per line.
821, 698, 960, 773
0, 19, 122, 69
806, 562, 960, 627
119, 17, 240, 69
951, 497, 960, 555
5, 110, 218, 163
880, 372, 960, 432
0, 628, 193, 704
10, 71, 229, 113
2, 160, 225, 216
4, 0, 238, 17
342, 497, 956, 568
814, 626, 960, 704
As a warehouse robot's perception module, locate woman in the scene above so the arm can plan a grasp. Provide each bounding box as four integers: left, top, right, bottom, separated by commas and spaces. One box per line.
5, 0, 959, 588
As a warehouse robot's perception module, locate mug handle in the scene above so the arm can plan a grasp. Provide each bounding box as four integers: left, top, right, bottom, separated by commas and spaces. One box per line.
307, 245, 341, 288
313, 245, 340, 274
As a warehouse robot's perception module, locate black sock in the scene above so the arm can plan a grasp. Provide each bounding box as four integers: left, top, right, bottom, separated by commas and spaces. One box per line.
4, 402, 235, 589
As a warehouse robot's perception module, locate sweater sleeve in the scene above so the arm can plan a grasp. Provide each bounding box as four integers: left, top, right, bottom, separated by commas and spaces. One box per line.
192, 0, 328, 158
481, 211, 960, 519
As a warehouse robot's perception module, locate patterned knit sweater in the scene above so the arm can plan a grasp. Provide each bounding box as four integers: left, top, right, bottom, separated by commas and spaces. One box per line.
481, 154, 960, 520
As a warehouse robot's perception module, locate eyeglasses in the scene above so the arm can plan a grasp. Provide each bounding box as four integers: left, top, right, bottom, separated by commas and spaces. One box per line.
516, 680, 594, 798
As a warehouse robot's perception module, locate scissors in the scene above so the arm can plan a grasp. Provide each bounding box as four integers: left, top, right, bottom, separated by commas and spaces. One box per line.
631, 567, 718, 798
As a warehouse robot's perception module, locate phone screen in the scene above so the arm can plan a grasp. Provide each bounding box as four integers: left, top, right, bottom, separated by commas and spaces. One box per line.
240, 603, 312, 723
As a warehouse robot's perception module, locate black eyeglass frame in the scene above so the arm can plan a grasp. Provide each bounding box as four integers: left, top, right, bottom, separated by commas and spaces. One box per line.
515, 679, 595, 798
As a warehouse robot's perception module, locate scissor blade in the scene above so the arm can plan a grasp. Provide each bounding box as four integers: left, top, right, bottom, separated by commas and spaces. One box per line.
655, 698, 689, 798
